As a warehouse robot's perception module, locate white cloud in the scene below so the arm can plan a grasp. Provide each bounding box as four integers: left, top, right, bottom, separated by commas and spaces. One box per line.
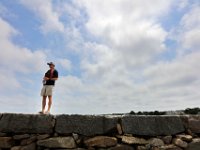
51, 0, 200, 113
144, 51, 200, 88
0, 69, 20, 91
56, 75, 83, 94
0, 17, 46, 91
178, 0, 189, 10
173, 3, 200, 54
19, 0, 64, 33
57, 58, 72, 71
74, 0, 171, 73
0, 0, 200, 114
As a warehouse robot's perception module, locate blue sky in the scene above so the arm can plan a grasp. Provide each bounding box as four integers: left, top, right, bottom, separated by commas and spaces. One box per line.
0, 0, 200, 114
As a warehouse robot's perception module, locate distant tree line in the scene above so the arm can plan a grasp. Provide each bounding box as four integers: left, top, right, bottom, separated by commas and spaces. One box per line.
129, 107, 200, 115
129, 110, 165, 115
184, 107, 200, 114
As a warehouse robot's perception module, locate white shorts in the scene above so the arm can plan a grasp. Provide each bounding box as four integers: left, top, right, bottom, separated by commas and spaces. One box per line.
41, 85, 54, 96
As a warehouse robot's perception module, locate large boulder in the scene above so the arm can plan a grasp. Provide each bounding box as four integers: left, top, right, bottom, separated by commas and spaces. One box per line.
121, 115, 185, 136
55, 115, 119, 136
0, 113, 55, 134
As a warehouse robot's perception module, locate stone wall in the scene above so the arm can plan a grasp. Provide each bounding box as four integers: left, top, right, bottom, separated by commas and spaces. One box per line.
0, 113, 199, 150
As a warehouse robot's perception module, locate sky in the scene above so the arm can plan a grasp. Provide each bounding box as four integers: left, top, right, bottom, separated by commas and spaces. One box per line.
0, 0, 199, 114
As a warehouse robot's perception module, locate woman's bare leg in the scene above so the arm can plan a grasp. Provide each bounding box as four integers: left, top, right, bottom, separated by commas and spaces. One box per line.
42, 96, 47, 114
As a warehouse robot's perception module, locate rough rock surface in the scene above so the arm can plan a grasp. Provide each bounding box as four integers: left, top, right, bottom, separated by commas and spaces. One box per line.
186, 138, 200, 150
137, 145, 150, 150
160, 144, 182, 150
173, 138, 188, 148
162, 136, 172, 144
121, 136, 148, 145
109, 144, 134, 150
55, 115, 104, 136
11, 143, 36, 150
13, 134, 30, 140
37, 137, 76, 148
148, 138, 165, 147
20, 135, 37, 146
188, 118, 200, 133
0, 114, 55, 134
176, 134, 193, 142
55, 115, 119, 136
0, 113, 199, 150
37, 134, 50, 140
0, 137, 14, 148
84, 136, 117, 148
121, 116, 185, 136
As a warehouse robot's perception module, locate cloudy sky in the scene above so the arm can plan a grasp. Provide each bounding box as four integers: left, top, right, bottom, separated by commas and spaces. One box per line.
0, 0, 199, 114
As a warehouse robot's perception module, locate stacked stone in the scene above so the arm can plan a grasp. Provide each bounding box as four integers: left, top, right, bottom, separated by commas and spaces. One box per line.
0, 113, 199, 150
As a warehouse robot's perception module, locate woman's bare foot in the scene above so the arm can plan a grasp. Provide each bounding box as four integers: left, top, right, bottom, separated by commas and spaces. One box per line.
39, 111, 45, 114
45, 111, 50, 114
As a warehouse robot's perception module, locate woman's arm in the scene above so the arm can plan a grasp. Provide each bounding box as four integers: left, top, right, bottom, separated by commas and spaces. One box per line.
50, 77, 58, 81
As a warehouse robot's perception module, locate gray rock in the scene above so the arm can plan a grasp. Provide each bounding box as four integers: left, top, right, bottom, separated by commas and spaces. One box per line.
160, 144, 182, 150
192, 138, 200, 143
121, 136, 148, 145
37, 134, 50, 140
55, 115, 118, 136
11, 143, 36, 150
72, 133, 79, 141
176, 134, 193, 142
21, 143, 36, 150
104, 115, 120, 134
186, 138, 200, 150
121, 116, 185, 136
37, 137, 76, 148
148, 138, 165, 147
186, 142, 200, 150
84, 136, 117, 148
13, 134, 30, 140
188, 118, 200, 134
173, 138, 188, 148
20, 135, 37, 145
186, 139, 200, 150
11, 146, 21, 150
55, 115, 104, 136
0, 113, 55, 134
136, 145, 150, 150
0, 137, 14, 148
162, 136, 172, 144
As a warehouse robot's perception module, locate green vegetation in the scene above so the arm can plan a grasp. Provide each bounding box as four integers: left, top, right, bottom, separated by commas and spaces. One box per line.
184, 107, 200, 115
129, 110, 166, 115
130, 107, 200, 115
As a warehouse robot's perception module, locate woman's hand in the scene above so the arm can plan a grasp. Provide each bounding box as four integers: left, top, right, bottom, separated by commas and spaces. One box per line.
43, 77, 50, 80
